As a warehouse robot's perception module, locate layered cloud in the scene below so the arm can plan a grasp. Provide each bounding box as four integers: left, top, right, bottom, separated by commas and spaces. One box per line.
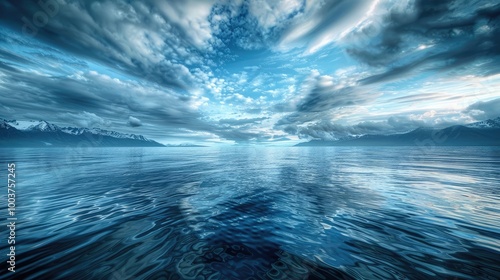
0, 0, 215, 90
274, 0, 500, 140
349, 0, 500, 82
278, 0, 379, 53
59, 111, 112, 128
0, 0, 498, 144
465, 98, 500, 120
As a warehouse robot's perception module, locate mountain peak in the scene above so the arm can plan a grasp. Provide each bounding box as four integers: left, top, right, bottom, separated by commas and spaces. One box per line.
296, 117, 500, 146
29, 120, 60, 132
466, 117, 500, 129
409, 126, 435, 133
1, 118, 164, 147
5, 119, 60, 131
60, 127, 150, 142
0, 119, 14, 130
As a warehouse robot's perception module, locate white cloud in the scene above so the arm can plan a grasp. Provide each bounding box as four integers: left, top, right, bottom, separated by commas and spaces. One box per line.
155, 0, 216, 48
278, 0, 380, 54
248, 0, 302, 30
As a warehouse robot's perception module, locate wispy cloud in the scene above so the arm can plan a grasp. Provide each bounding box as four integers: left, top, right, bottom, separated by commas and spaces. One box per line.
0, 0, 498, 143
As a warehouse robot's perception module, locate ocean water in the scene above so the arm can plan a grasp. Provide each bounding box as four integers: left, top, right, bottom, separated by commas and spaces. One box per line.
0, 147, 499, 280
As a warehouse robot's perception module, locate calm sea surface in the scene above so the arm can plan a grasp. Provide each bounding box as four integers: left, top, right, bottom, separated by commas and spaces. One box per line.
0, 147, 499, 279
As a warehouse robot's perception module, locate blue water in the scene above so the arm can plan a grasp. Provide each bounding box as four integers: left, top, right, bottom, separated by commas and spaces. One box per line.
0, 147, 499, 279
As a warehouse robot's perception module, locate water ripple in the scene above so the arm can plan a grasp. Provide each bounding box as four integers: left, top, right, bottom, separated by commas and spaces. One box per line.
0, 147, 499, 279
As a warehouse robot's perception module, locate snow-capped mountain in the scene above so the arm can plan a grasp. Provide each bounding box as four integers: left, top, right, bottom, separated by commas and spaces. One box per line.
7, 120, 60, 132
1, 119, 164, 147
466, 117, 500, 129
0, 120, 14, 130
60, 127, 151, 142
296, 117, 500, 146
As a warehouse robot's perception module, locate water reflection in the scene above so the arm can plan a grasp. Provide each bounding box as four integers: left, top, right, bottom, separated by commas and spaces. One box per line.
0, 147, 498, 279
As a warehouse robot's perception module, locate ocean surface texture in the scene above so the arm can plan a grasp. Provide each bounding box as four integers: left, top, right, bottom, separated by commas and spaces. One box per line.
0, 147, 499, 280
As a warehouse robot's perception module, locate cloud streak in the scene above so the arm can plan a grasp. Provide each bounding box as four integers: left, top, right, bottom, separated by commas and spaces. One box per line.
0, 0, 498, 144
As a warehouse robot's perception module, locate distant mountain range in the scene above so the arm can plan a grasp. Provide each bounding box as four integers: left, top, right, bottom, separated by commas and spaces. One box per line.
296, 117, 500, 146
0, 119, 165, 147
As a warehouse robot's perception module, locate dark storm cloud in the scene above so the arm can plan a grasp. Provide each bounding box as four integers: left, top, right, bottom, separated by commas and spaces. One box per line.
275, 74, 379, 127
0, 61, 205, 135
358, 59, 426, 85
296, 85, 373, 113
464, 97, 500, 120
0, 0, 212, 90
1, 69, 106, 111
276, 0, 500, 140
292, 116, 430, 140
349, 0, 500, 84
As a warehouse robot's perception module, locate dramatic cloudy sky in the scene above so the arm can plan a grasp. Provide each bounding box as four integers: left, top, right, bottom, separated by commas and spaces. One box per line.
0, 0, 499, 144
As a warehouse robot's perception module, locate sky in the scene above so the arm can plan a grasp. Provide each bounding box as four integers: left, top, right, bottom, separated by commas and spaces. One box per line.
0, 0, 499, 145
